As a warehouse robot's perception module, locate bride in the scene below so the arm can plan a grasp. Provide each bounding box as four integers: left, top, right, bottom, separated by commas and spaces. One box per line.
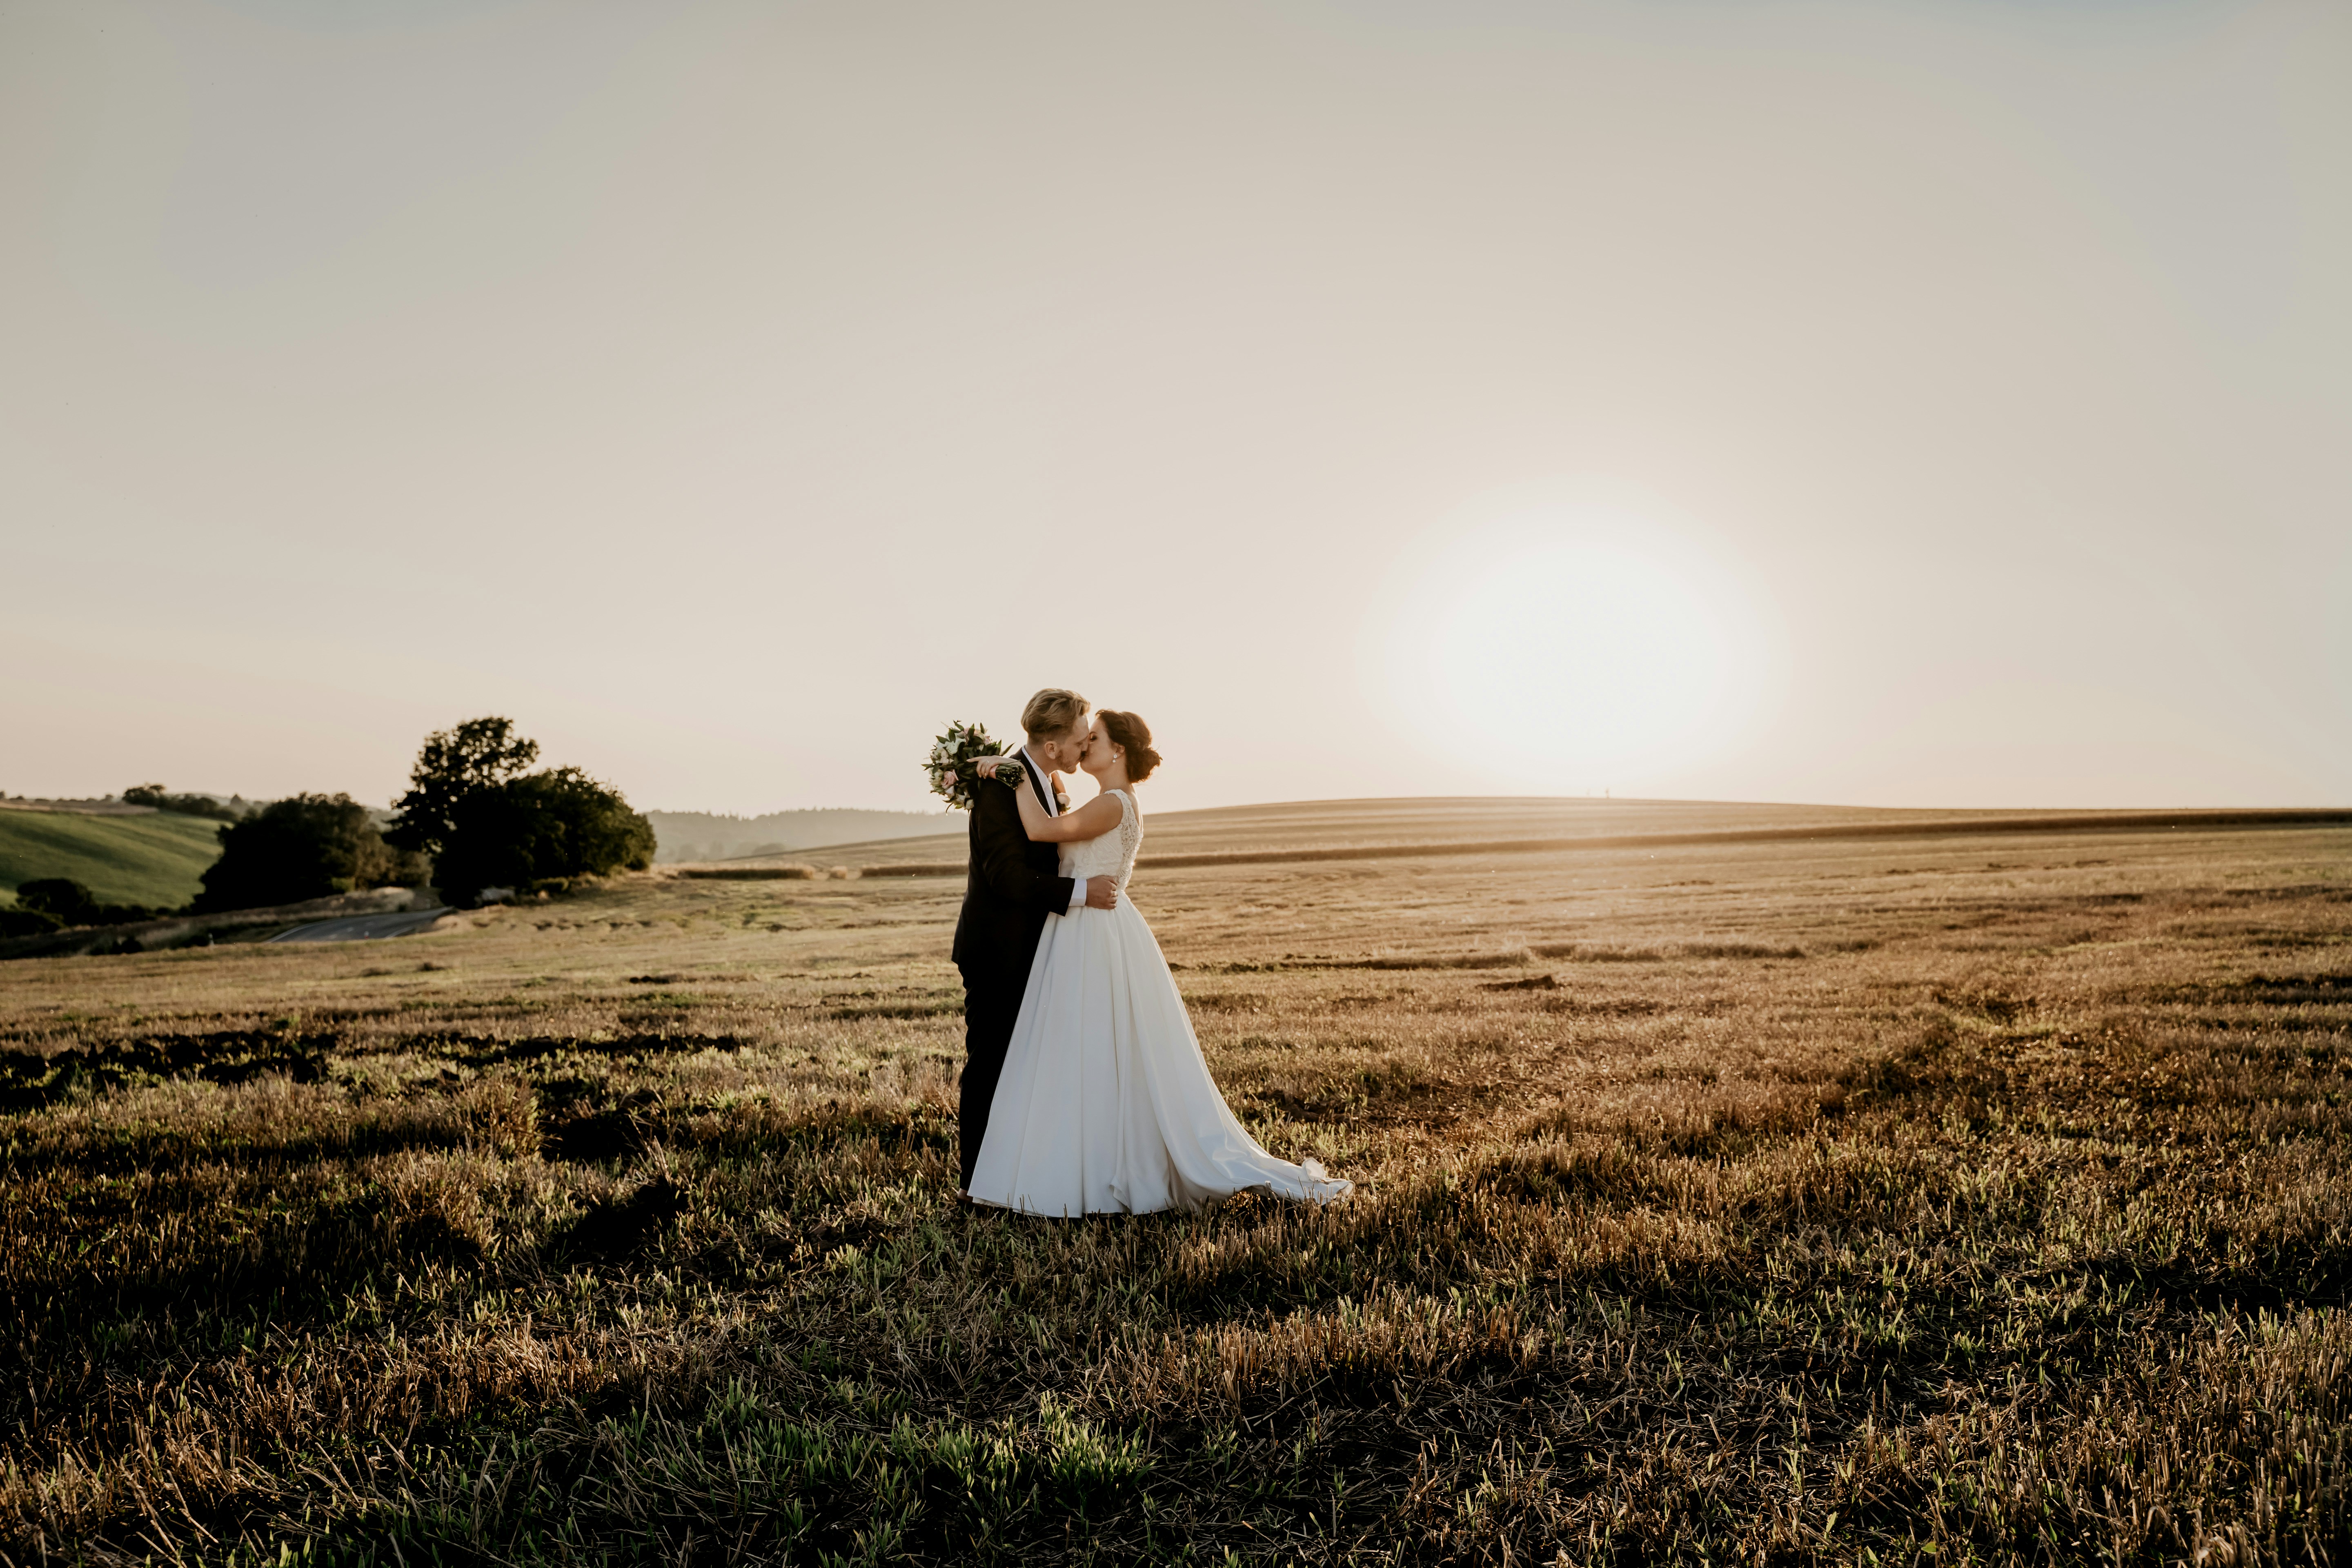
967, 710, 1352, 1217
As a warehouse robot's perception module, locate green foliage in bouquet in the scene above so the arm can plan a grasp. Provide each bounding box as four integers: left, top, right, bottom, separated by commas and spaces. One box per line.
926, 721, 1025, 812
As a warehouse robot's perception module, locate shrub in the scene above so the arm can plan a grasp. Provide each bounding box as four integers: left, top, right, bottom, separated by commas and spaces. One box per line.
13, 878, 97, 923
12, 878, 154, 927
191, 794, 428, 914
0, 906, 61, 938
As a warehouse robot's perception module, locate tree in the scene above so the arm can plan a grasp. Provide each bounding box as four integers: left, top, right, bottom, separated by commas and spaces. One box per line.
123, 783, 242, 822
14, 878, 100, 925
13, 878, 155, 927
191, 794, 426, 914
389, 719, 652, 903
0, 905, 60, 939
432, 766, 656, 903
387, 718, 540, 860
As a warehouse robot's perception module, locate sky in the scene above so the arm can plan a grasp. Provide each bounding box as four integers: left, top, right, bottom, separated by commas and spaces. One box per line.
3, 0, 2346, 816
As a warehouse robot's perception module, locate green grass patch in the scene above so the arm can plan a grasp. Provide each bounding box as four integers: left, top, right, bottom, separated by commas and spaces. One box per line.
0, 809, 223, 909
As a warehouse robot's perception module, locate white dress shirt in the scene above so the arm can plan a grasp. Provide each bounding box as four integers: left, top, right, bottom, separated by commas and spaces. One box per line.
1021, 746, 1089, 910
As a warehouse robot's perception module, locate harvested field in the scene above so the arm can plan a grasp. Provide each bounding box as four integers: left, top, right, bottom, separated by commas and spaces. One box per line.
1, 808, 2347, 1564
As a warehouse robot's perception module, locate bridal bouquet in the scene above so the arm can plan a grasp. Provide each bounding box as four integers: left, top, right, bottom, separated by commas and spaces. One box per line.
926, 720, 1024, 811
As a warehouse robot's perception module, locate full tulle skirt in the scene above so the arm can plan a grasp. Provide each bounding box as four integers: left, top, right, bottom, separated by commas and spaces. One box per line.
969, 896, 1351, 1217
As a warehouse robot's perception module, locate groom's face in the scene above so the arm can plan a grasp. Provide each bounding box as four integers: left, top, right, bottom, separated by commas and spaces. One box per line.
1029, 721, 1088, 774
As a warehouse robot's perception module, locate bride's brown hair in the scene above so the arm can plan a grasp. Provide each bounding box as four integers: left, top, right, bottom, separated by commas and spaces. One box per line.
1099, 711, 1162, 783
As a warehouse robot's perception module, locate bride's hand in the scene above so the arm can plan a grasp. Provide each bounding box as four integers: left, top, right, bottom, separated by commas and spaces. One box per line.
973, 756, 1004, 778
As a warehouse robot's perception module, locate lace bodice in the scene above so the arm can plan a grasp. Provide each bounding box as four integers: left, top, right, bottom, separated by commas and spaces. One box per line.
1059, 788, 1142, 888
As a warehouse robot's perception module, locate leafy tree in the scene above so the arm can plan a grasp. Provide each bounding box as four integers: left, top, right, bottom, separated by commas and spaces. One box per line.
192, 794, 426, 914
433, 766, 656, 903
389, 719, 652, 903
387, 718, 540, 859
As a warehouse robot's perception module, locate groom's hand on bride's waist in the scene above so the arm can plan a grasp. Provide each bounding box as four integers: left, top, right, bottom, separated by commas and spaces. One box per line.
1085, 877, 1119, 910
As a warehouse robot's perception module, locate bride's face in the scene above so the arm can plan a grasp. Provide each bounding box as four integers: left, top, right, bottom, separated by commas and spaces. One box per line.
1078, 719, 1115, 777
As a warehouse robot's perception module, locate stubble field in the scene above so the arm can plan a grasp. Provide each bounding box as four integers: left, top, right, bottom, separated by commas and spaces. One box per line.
2, 808, 2348, 1565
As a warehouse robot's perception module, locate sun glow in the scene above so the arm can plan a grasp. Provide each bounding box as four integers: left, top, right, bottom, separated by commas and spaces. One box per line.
1373, 498, 1778, 788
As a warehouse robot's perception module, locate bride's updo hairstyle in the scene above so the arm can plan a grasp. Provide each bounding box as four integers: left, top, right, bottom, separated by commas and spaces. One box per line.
1099, 710, 1162, 783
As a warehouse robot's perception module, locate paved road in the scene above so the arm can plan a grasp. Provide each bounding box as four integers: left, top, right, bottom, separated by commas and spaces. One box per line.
267, 908, 452, 944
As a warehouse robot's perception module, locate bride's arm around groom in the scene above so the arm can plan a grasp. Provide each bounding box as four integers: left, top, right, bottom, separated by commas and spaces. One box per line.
1000, 766, 1125, 849
961, 768, 1121, 921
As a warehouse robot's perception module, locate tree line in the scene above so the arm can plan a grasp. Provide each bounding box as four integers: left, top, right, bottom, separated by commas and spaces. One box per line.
1, 718, 654, 937
121, 784, 250, 821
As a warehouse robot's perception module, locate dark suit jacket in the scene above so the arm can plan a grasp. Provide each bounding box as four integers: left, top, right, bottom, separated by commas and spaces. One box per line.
950, 756, 1075, 974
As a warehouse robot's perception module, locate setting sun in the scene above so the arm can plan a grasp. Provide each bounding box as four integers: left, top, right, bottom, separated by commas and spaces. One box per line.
1375, 501, 1776, 787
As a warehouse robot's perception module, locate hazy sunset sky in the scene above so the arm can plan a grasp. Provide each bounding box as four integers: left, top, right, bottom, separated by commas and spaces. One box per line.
4, 0, 2346, 816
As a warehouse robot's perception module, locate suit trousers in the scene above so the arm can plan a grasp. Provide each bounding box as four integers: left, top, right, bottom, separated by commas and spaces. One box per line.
957, 961, 1026, 1190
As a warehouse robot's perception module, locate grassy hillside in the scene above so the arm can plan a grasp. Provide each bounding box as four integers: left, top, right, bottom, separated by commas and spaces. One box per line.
0, 808, 223, 909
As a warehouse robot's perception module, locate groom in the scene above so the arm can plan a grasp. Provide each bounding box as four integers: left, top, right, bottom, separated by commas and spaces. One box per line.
951, 687, 1119, 1194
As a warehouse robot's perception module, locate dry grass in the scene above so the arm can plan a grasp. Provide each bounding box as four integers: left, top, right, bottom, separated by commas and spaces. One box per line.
0, 816, 2346, 1565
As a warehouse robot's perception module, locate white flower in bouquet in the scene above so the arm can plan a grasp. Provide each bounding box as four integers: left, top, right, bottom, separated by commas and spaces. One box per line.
924, 720, 1024, 811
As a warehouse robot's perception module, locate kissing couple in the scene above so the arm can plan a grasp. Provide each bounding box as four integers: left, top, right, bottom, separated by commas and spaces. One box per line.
951, 688, 1352, 1217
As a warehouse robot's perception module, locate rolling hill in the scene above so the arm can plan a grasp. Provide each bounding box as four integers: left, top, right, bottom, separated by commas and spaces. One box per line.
689, 794, 2352, 872
645, 807, 952, 863
0, 807, 225, 910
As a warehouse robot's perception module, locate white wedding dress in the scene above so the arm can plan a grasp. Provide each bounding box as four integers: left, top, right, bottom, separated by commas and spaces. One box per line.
969, 788, 1353, 1217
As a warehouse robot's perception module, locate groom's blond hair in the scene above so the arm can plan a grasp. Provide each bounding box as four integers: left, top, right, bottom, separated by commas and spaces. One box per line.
1022, 688, 1089, 741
